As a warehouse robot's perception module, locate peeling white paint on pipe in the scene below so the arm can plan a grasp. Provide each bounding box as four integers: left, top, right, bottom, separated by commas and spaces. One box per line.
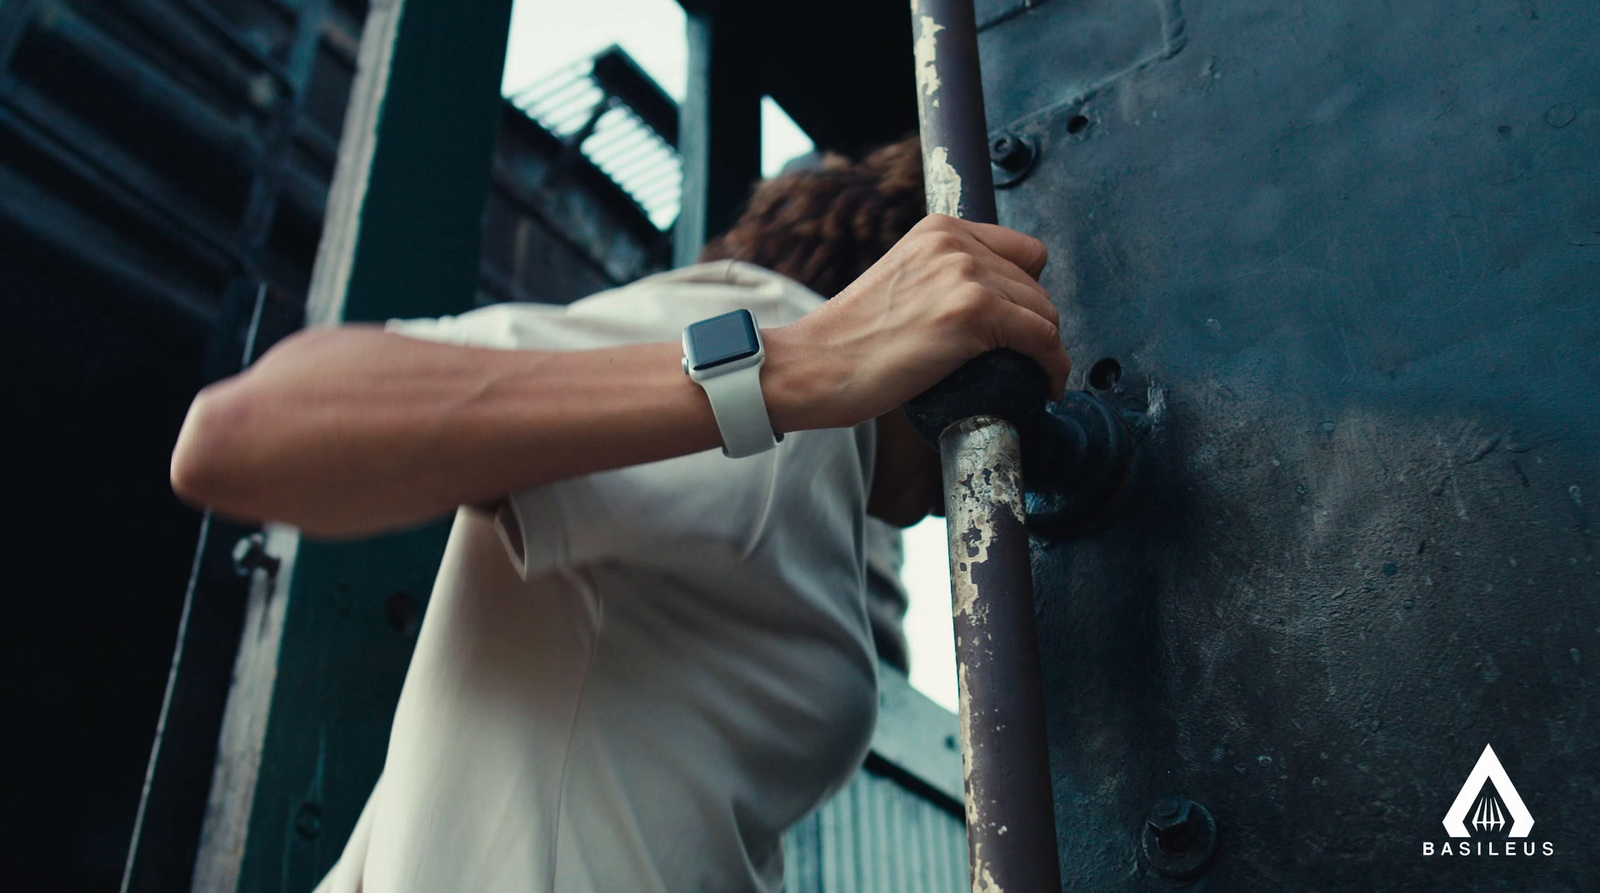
943, 417, 1026, 619
924, 145, 964, 218
913, 11, 944, 106
912, 4, 965, 218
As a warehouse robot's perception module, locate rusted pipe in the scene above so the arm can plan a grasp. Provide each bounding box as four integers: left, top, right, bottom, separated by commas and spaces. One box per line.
909, 1, 1063, 890
940, 417, 1061, 892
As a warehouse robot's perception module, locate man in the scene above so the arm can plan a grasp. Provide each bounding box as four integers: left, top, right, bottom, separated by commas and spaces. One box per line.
171, 143, 1068, 892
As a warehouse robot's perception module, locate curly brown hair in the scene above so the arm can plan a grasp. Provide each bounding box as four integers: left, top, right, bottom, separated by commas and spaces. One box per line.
698, 136, 925, 298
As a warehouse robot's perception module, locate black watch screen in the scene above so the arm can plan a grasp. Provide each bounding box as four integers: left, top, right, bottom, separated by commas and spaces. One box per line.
685, 309, 760, 371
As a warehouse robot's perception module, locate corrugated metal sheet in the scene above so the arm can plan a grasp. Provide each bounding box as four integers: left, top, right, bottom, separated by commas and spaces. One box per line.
781, 667, 974, 893
783, 767, 970, 893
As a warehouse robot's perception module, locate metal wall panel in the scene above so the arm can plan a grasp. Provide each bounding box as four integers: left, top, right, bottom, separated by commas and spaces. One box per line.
975, 0, 1599, 888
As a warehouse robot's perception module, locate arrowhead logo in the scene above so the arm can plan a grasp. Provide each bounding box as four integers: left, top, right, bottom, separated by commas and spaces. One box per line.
1442, 744, 1535, 839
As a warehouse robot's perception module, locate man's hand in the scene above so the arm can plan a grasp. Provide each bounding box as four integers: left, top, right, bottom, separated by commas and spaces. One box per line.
763, 214, 1071, 434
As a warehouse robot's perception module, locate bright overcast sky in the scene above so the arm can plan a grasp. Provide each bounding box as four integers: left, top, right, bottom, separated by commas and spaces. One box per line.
501, 0, 813, 179
500, 0, 958, 712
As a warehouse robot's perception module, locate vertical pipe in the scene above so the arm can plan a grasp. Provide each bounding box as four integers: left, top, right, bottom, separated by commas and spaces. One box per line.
911, 0, 996, 224
910, 1, 1063, 891
939, 418, 1059, 892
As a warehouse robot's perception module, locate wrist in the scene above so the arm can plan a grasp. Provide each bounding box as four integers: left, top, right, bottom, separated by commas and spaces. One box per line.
760, 321, 843, 433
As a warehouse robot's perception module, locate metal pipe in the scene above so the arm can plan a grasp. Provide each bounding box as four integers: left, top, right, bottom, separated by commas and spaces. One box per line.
939, 417, 1060, 892
909, 1, 1063, 890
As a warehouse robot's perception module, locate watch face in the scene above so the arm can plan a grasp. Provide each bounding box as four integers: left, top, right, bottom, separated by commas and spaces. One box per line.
685, 309, 760, 371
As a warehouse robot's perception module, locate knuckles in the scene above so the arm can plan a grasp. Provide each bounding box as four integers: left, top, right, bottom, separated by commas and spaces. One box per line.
942, 251, 980, 280
946, 283, 997, 322
915, 229, 966, 258
1036, 320, 1063, 351
917, 213, 962, 234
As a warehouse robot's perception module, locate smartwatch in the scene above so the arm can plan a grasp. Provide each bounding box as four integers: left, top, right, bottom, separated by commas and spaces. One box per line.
682, 309, 782, 458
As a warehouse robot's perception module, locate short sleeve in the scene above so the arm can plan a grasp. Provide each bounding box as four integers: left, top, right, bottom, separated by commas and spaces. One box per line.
477, 490, 559, 580
383, 263, 830, 582
384, 303, 555, 350
501, 439, 780, 581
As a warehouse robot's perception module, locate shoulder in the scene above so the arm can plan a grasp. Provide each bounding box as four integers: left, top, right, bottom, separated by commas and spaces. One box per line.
585, 260, 825, 327
384, 262, 825, 351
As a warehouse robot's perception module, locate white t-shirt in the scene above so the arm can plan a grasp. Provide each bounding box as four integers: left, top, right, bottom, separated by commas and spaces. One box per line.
313, 261, 879, 893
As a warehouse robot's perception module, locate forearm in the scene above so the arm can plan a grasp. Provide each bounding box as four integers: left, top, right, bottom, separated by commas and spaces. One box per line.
171, 326, 821, 538
170, 216, 1074, 538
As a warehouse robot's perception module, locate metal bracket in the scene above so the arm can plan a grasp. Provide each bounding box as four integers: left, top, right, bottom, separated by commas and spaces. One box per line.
1019, 389, 1151, 536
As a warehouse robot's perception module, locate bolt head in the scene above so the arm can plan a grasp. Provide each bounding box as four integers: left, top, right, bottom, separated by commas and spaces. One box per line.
988, 132, 1032, 171
1142, 797, 1218, 885
1147, 795, 1192, 832
231, 532, 280, 577
232, 534, 263, 576
294, 802, 322, 839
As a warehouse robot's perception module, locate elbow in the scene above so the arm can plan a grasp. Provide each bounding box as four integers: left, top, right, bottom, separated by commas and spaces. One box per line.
170, 381, 258, 512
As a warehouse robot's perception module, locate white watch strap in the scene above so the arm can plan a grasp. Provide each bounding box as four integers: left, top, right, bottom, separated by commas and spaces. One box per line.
699, 366, 780, 458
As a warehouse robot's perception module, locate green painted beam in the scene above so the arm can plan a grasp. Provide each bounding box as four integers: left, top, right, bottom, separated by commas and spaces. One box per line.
305, 0, 513, 326
208, 0, 514, 889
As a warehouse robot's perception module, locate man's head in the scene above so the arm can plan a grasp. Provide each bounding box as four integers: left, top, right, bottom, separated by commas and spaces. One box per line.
697, 134, 939, 530
698, 137, 925, 298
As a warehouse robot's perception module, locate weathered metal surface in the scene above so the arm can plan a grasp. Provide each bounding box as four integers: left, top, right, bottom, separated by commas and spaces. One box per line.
987, 131, 1036, 189
1019, 389, 1149, 535
911, 0, 996, 221
904, 0, 1052, 448
975, 0, 1600, 887
192, 524, 299, 893
1139, 794, 1217, 887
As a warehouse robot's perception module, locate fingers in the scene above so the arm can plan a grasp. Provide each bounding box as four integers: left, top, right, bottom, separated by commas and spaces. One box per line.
913, 215, 1059, 329
935, 215, 1049, 280
976, 260, 1059, 330
878, 215, 1070, 400
913, 215, 1068, 396
989, 300, 1073, 400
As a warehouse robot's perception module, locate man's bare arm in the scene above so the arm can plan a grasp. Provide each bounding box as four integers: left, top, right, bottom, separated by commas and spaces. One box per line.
172, 328, 745, 537
170, 216, 1071, 538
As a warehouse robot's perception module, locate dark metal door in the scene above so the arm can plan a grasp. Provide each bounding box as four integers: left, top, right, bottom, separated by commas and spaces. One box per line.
975, 0, 1598, 887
